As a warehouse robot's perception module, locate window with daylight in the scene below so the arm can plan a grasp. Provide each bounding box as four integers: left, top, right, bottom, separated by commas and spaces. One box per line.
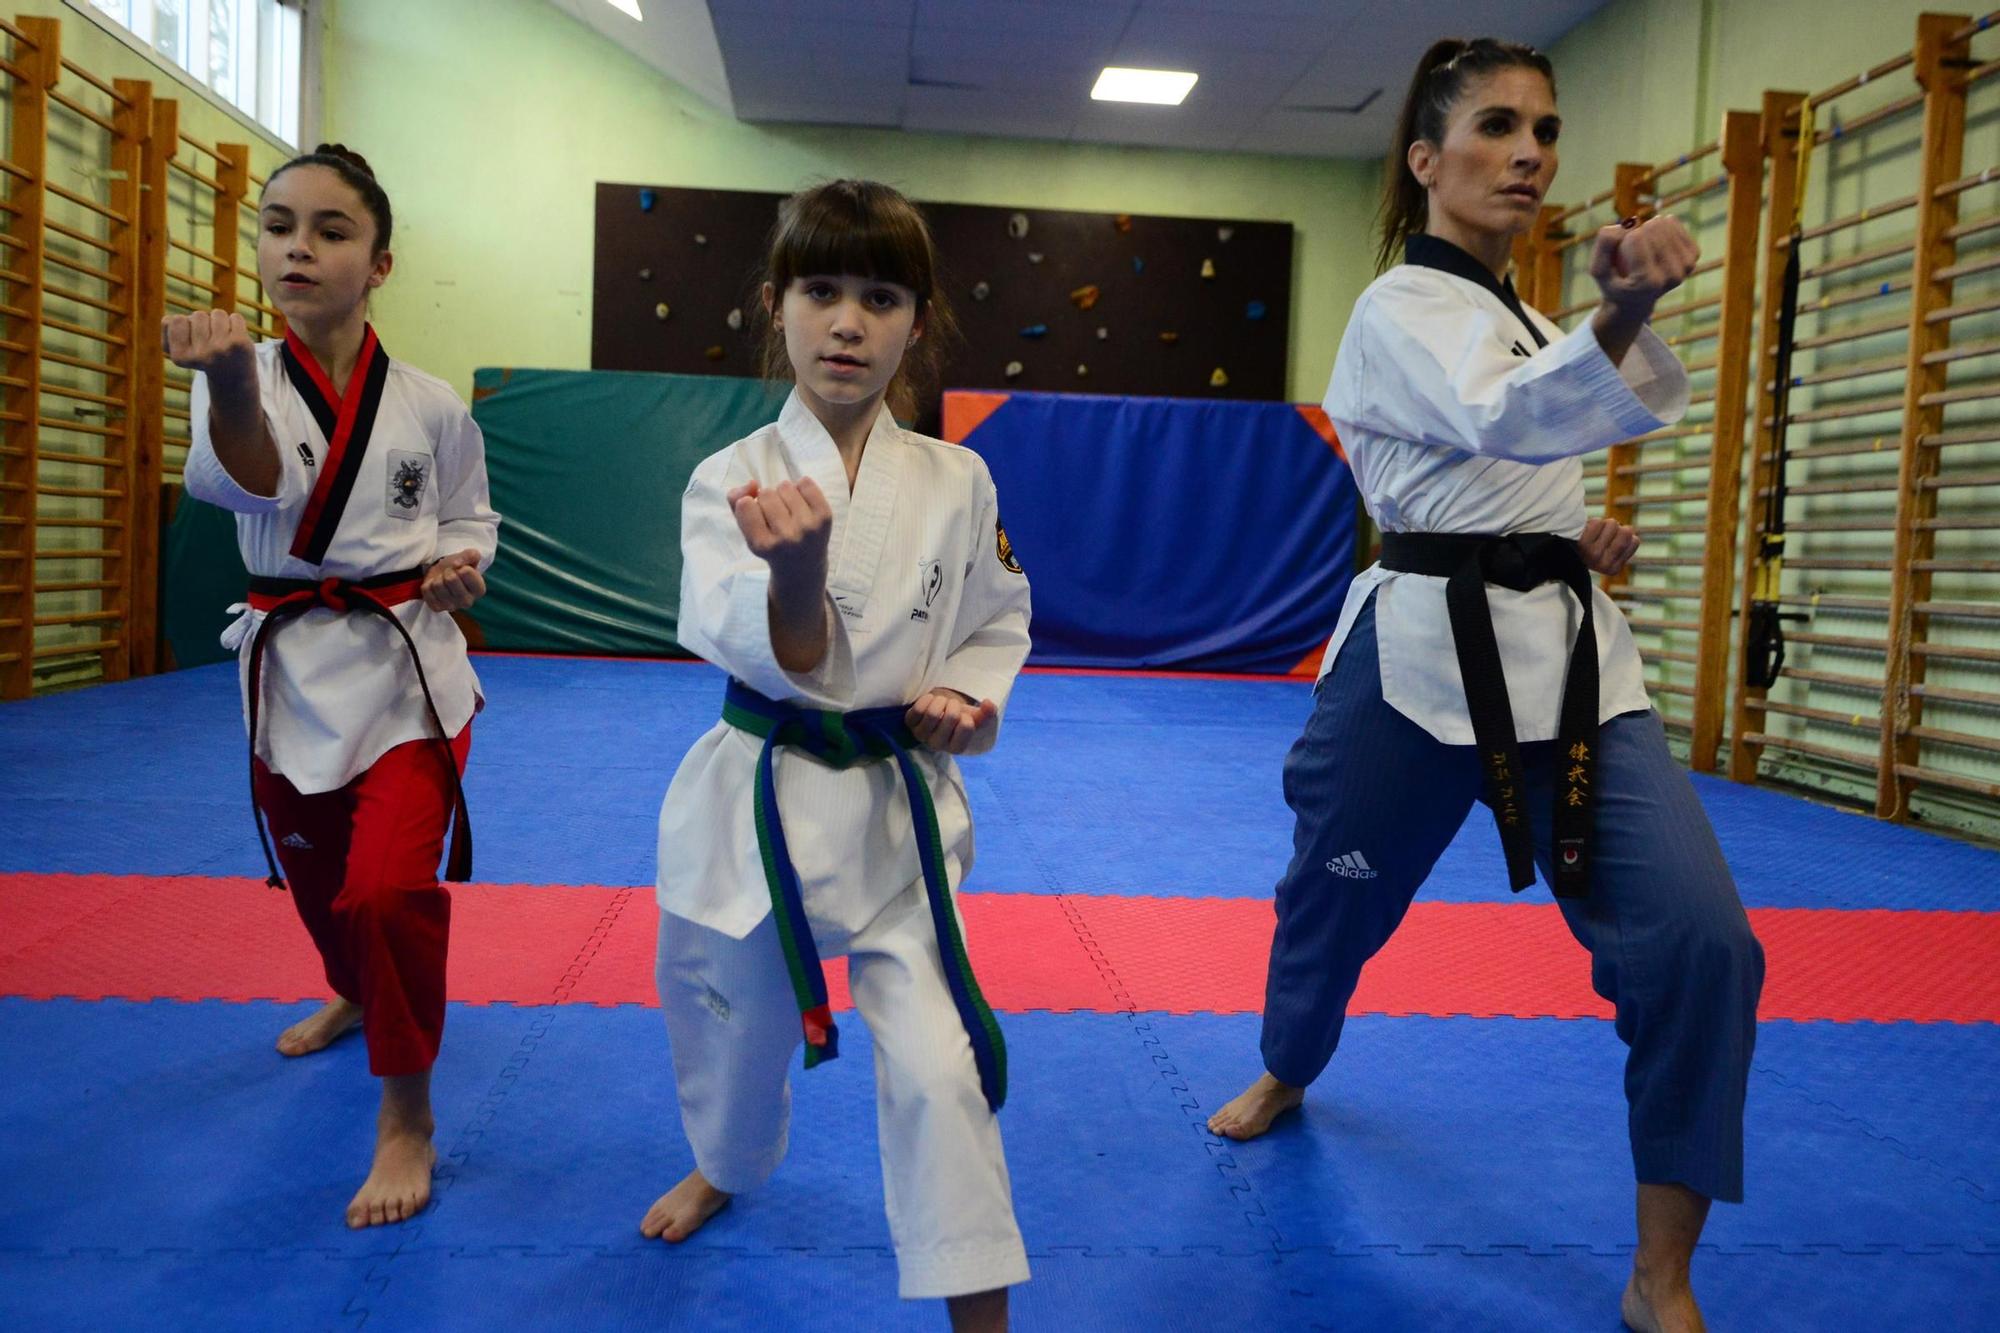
80, 0, 303, 144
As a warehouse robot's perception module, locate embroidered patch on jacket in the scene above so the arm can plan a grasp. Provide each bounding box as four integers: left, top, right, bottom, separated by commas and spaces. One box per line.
386, 450, 429, 518
996, 520, 1023, 574
911, 558, 943, 621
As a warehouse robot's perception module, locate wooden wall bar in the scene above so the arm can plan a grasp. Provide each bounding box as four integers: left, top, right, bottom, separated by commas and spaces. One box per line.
1529, 120, 1766, 774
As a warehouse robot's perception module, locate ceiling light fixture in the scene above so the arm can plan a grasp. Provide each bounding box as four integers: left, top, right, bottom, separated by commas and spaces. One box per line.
604, 0, 643, 20
1091, 67, 1198, 106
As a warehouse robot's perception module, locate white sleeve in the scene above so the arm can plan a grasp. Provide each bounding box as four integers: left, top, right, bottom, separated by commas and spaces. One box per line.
674, 452, 855, 708
181, 363, 310, 513
931, 466, 1032, 754
1331, 281, 1690, 464
432, 404, 500, 571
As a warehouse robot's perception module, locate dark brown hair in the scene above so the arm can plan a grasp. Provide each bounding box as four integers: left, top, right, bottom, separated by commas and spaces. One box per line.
759, 179, 957, 420
1376, 38, 1555, 272
263, 143, 394, 255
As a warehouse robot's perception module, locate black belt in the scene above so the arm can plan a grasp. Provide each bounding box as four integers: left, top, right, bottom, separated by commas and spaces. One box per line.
1378, 531, 1598, 899
243, 567, 473, 890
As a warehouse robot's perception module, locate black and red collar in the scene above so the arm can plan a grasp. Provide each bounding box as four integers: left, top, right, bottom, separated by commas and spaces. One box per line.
282, 326, 391, 565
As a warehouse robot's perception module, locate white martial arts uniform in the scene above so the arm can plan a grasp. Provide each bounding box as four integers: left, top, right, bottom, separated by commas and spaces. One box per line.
1317, 236, 1690, 744
655, 391, 1033, 1299
184, 335, 499, 792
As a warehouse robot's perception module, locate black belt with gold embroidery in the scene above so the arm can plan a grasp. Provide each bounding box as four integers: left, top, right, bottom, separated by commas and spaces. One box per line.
1378, 531, 1598, 899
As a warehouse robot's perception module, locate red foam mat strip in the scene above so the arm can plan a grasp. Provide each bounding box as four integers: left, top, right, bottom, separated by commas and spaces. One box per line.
1, 873, 1996, 1022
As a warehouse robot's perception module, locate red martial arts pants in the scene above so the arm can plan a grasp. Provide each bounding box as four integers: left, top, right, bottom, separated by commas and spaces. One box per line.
253, 725, 471, 1076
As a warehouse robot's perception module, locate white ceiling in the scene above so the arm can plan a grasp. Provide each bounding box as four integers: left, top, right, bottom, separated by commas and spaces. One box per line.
548, 0, 1614, 159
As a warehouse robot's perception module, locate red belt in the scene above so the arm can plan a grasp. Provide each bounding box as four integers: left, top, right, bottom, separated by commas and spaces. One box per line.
243, 567, 473, 888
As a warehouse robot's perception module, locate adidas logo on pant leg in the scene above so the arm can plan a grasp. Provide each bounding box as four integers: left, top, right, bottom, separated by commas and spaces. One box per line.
1325, 849, 1379, 879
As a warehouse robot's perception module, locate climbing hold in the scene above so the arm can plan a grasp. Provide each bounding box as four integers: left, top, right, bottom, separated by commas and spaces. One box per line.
726, 307, 743, 331
694, 233, 708, 246
639, 189, 656, 212
1114, 214, 1133, 233
1028, 252, 1044, 264
972, 281, 992, 301
1005, 360, 1024, 379
1201, 258, 1216, 279
1076, 363, 1089, 377
639, 267, 653, 280
1217, 225, 1234, 242
1020, 323, 1048, 338
1158, 331, 1179, 344
1069, 284, 1101, 310
654, 302, 671, 321
705, 344, 724, 361
1210, 367, 1229, 388
1007, 212, 1030, 239
1246, 300, 1267, 321
1096, 326, 1109, 340
1132, 256, 1145, 273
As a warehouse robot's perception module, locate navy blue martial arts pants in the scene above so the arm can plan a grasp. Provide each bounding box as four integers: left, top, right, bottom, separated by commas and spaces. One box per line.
1260, 594, 1765, 1202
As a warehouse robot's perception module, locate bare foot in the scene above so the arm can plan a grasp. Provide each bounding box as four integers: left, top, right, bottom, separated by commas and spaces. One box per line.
276, 998, 362, 1057
640, 1169, 732, 1243
1206, 1072, 1305, 1140
345, 1122, 436, 1229
1621, 1270, 1706, 1333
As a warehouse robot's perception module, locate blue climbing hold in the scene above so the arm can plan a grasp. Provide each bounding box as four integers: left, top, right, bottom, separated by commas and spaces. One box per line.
639, 188, 656, 212
1132, 256, 1145, 273
1020, 323, 1048, 338
1246, 301, 1267, 321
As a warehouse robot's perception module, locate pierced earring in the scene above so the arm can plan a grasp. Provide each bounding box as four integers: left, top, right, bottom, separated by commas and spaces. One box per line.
906, 336, 917, 348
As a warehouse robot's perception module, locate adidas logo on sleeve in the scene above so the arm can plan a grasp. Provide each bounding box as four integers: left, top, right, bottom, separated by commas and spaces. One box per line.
1326, 849, 1379, 879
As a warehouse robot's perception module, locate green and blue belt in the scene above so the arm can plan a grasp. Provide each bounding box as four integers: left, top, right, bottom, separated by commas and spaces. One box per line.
721, 677, 1008, 1112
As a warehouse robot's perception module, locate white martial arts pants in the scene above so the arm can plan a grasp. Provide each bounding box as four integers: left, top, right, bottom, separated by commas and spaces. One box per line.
656, 876, 1030, 1300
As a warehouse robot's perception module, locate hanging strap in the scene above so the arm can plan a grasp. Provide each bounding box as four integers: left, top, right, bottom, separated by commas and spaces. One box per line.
719, 678, 1008, 1112
244, 569, 472, 890
1378, 531, 1600, 899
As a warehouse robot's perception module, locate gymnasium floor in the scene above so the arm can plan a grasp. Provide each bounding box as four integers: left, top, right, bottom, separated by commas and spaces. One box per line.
3, 656, 1996, 1330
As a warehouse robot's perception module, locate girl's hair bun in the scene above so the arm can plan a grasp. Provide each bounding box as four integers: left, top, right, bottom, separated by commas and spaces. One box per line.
314, 142, 376, 178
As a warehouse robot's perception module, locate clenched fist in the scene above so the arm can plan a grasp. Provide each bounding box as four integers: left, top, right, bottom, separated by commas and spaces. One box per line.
729, 477, 833, 591
422, 549, 487, 612
1589, 215, 1700, 315
906, 687, 999, 755
1579, 517, 1641, 577
162, 309, 256, 381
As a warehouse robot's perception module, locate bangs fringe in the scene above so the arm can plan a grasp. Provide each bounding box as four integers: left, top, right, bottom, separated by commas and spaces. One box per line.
771, 183, 933, 298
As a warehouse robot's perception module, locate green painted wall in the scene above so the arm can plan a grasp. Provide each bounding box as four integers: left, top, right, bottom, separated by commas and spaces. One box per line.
317, 0, 1377, 407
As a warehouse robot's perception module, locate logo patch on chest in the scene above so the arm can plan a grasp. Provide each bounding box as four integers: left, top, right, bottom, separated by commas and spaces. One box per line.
386, 450, 429, 519
911, 558, 943, 621
296, 440, 316, 468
